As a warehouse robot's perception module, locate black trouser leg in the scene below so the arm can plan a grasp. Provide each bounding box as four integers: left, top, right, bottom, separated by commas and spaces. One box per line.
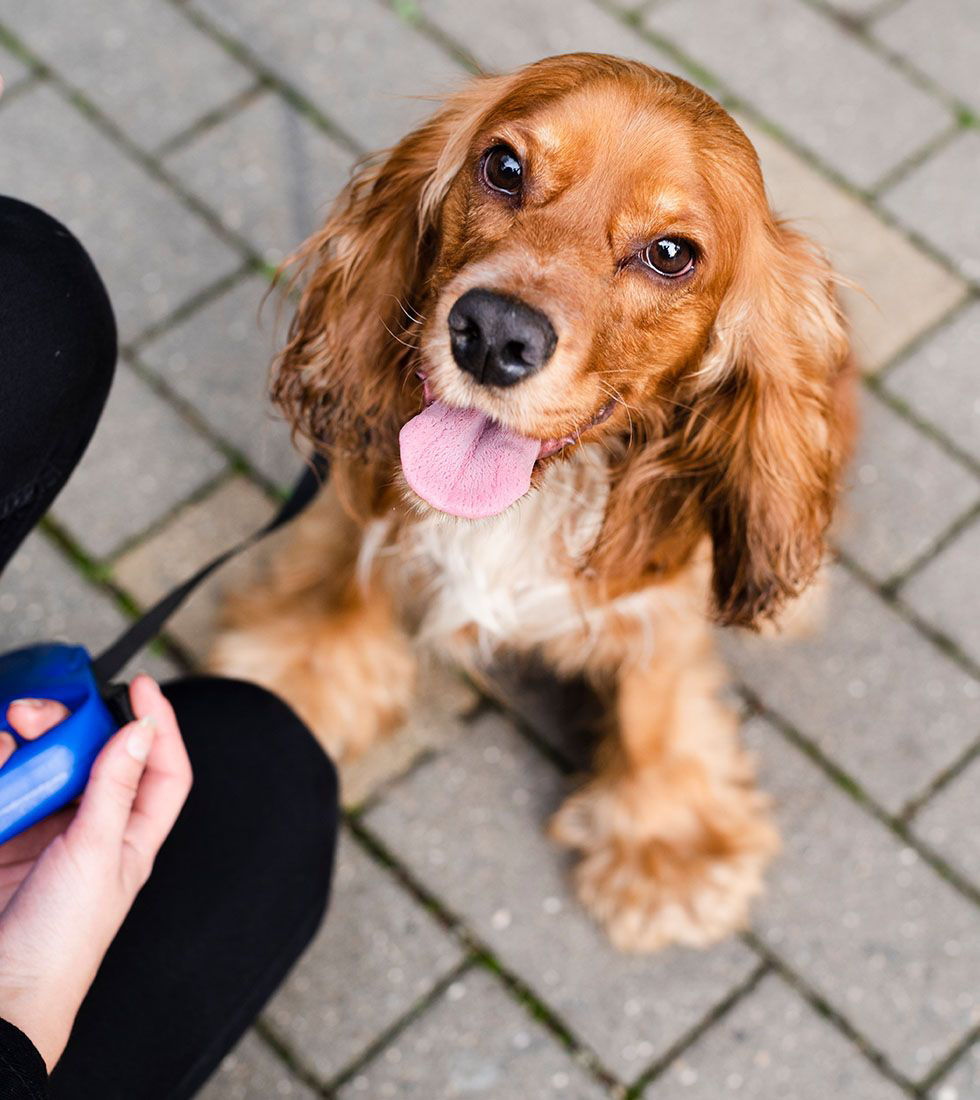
0, 196, 116, 568
50, 677, 339, 1100
0, 199, 339, 1096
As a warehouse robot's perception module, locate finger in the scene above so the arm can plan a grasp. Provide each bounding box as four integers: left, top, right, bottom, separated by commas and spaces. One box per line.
122, 677, 192, 863
0, 731, 14, 768
6, 699, 71, 739
68, 713, 157, 854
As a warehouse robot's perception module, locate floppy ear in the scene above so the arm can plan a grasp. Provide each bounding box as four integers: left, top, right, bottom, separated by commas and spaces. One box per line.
594, 221, 853, 628
693, 222, 854, 626
272, 76, 513, 514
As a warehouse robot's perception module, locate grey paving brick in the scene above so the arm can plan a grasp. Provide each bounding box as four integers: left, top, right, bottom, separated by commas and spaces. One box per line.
165, 91, 353, 264
933, 1042, 980, 1100
644, 972, 906, 1100
199, 1029, 317, 1100
912, 754, 980, 890
720, 565, 980, 814
339, 968, 608, 1100
189, 0, 466, 151
262, 830, 465, 1086
112, 476, 276, 665
137, 276, 297, 487
901, 518, 980, 666
0, 531, 176, 682
417, 0, 679, 73
364, 713, 758, 1081
880, 130, 980, 285
0, 45, 30, 92
51, 362, 227, 559
741, 118, 967, 374
883, 300, 980, 467
874, 0, 980, 116
646, 0, 950, 189
836, 390, 980, 582
8, 0, 253, 150
744, 715, 980, 1082
821, 0, 887, 17
0, 83, 241, 340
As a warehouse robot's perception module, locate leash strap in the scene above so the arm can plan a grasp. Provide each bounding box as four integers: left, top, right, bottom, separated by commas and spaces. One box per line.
92, 453, 329, 682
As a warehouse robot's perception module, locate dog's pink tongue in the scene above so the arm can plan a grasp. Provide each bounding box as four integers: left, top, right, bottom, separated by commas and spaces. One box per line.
399, 400, 540, 518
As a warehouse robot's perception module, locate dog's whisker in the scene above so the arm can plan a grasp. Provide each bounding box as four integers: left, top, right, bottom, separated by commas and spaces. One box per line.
379, 316, 421, 351
384, 293, 427, 325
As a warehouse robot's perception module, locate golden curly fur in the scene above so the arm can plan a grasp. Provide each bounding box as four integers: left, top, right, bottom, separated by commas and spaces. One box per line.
212, 54, 856, 952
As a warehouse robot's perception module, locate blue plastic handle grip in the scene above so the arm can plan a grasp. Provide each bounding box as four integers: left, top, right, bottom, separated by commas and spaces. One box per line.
0, 643, 119, 847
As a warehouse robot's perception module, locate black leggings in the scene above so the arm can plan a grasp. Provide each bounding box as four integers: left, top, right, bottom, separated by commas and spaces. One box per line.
0, 196, 339, 1099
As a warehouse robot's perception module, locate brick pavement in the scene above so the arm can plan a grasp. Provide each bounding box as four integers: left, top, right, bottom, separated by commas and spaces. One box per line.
0, 1, 977, 1096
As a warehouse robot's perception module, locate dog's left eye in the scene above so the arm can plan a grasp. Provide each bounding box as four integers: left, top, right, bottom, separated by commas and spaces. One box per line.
482, 145, 523, 196
641, 237, 696, 278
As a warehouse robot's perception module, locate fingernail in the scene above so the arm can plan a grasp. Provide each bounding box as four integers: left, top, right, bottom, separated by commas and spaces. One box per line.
10, 698, 48, 708
126, 716, 156, 762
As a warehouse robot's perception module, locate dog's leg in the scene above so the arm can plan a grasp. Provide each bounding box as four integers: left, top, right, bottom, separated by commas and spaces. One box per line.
550, 615, 778, 952
208, 491, 415, 761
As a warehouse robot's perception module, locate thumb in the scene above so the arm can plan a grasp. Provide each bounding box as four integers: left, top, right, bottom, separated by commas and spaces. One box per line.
69, 717, 156, 851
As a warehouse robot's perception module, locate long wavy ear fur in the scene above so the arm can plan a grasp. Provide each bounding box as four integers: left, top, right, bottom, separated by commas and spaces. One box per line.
597, 219, 855, 628
271, 75, 516, 515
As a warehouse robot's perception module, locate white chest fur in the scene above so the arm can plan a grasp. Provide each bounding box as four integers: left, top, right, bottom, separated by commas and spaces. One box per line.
364, 445, 619, 659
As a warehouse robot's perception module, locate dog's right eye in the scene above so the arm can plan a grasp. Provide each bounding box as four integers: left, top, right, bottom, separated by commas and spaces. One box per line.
482, 145, 523, 196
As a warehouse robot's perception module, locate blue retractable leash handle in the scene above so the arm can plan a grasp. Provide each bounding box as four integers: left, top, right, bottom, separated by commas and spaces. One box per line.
0, 453, 328, 847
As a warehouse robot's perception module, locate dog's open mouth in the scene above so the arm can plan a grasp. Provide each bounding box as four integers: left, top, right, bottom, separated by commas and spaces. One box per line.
398, 372, 614, 519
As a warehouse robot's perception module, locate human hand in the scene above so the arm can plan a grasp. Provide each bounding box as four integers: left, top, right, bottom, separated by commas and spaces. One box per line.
0, 675, 192, 1070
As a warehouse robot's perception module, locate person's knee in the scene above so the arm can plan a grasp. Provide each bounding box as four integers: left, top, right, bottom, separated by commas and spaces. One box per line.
0, 196, 116, 407
163, 675, 339, 860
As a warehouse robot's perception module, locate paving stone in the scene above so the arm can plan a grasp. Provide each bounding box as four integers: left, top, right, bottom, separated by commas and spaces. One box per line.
883, 299, 980, 466
189, 0, 467, 151
0, 45, 30, 92
262, 830, 465, 1086
835, 390, 980, 583
112, 476, 276, 666
720, 565, 980, 814
933, 1042, 980, 1100
901, 519, 980, 667
743, 715, 980, 1082
199, 1029, 317, 1100
821, 0, 887, 17
874, 0, 980, 116
340, 655, 478, 809
0, 531, 177, 682
339, 967, 608, 1100
50, 362, 226, 559
8, 0, 253, 150
365, 713, 758, 1081
0, 83, 241, 340
644, 973, 906, 1099
880, 130, 980, 285
166, 91, 353, 264
646, 0, 950, 190
741, 120, 967, 373
911, 754, 980, 891
417, 0, 679, 73
137, 275, 298, 487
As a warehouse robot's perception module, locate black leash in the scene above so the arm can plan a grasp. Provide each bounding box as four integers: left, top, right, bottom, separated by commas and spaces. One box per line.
92, 453, 329, 682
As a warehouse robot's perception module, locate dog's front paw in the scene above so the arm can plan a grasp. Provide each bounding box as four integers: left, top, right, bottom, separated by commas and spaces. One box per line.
550, 781, 778, 952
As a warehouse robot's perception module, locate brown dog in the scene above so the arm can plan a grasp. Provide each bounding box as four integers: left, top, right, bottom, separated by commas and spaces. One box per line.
212, 54, 856, 952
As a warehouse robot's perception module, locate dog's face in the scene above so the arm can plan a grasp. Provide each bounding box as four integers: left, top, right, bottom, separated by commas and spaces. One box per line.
420, 79, 734, 449
276, 55, 852, 626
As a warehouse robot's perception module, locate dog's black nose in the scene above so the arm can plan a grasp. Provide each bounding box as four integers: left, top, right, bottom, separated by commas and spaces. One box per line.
448, 288, 556, 387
